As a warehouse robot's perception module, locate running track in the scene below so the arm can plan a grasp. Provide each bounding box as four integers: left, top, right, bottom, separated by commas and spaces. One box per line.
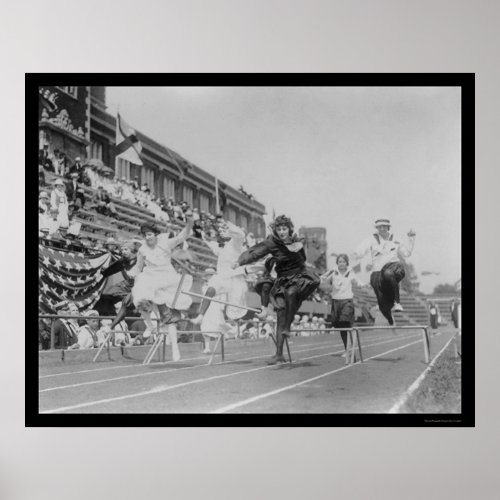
39, 327, 457, 414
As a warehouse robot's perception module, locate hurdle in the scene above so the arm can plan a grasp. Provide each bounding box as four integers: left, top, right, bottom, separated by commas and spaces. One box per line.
288, 327, 359, 365
353, 325, 431, 363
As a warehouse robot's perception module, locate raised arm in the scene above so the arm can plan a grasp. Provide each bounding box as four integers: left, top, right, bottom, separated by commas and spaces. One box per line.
398, 230, 416, 258
166, 216, 194, 250
238, 238, 274, 266
352, 238, 371, 262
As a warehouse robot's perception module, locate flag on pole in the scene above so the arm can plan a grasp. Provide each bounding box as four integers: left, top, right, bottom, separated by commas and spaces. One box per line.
115, 113, 143, 165
215, 178, 227, 213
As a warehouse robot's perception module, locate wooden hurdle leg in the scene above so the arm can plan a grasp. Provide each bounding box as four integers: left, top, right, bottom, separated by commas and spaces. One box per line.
221, 333, 225, 362
346, 330, 353, 365
208, 333, 222, 365
352, 329, 363, 364
93, 332, 113, 363
284, 335, 292, 363
143, 334, 164, 365
422, 327, 430, 363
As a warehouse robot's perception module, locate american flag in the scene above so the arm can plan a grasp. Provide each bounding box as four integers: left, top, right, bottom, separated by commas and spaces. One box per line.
38, 244, 112, 313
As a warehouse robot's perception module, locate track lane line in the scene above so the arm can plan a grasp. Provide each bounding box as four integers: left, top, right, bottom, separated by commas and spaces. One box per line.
40, 333, 421, 413
211, 337, 429, 413
39, 332, 400, 379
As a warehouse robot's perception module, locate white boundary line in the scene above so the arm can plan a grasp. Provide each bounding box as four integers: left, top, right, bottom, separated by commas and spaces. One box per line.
40, 333, 420, 413
387, 332, 454, 413
39, 338, 367, 392
39, 333, 420, 392
210, 338, 426, 413
39, 331, 405, 379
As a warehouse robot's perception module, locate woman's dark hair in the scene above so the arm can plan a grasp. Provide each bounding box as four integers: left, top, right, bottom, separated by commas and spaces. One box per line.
140, 223, 160, 235
271, 214, 294, 235
336, 253, 349, 266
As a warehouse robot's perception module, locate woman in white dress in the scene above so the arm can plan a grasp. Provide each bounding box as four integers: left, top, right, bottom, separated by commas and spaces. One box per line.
129, 215, 194, 361
191, 220, 249, 354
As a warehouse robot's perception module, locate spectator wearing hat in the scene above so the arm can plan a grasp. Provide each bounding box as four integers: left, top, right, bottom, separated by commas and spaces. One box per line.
39, 144, 53, 171
92, 185, 117, 217
352, 218, 416, 326
68, 156, 85, 181
51, 301, 80, 349
69, 310, 100, 349
65, 172, 86, 209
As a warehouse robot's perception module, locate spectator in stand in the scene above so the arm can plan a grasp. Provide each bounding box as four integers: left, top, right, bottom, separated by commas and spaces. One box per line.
85, 162, 99, 188
68, 156, 85, 182
318, 317, 326, 331
192, 208, 200, 221
428, 301, 439, 330
49, 149, 60, 175
51, 301, 80, 349
92, 185, 118, 217
68, 310, 100, 349
39, 144, 53, 171
291, 314, 301, 335
39, 190, 50, 215
310, 316, 319, 335
50, 178, 69, 227
39, 165, 46, 187
132, 176, 140, 190
65, 172, 86, 209
450, 299, 460, 329
39, 318, 51, 350
57, 152, 68, 177
299, 315, 311, 336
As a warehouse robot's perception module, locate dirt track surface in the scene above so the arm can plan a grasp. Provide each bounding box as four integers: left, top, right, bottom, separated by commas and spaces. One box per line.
39, 328, 457, 414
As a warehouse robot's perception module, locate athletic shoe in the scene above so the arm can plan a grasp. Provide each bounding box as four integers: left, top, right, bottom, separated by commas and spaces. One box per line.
256, 306, 268, 320
392, 303, 404, 312
267, 354, 287, 365
202, 347, 211, 354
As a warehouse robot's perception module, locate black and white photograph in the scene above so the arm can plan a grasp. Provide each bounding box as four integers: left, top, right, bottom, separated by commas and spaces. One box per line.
30, 78, 470, 422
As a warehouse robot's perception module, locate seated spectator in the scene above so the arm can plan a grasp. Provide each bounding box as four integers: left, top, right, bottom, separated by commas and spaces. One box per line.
69, 310, 101, 349
39, 191, 50, 216
290, 314, 301, 335
67, 156, 85, 182
39, 144, 53, 171
65, 172, 86, 209
39, 318, 51, 350
92, 185, 118, 217
259, 317, 274, 339
318, 317, 326, 331
39, 165, 46, 187
299, 315, 311, 336
51, 301, 80, 348
85, 162, 99, 188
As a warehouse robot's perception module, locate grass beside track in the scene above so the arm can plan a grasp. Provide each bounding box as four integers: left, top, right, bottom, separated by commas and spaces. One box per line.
400, 341, 461, 413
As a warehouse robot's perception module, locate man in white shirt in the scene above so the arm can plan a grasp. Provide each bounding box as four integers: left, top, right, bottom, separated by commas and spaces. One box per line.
352, 218, 416, 326
69, 310, 100, 349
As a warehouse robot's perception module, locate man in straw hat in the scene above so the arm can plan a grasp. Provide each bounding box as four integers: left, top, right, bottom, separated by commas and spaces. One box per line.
69, 310, 101, 349
352, 218, 416, 326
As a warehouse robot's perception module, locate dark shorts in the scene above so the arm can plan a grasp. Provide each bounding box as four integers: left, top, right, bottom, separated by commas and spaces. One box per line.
331, 299, 355, 326
271, 268, 320, 311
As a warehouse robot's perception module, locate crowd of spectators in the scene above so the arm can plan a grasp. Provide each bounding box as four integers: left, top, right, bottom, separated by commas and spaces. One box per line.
39, 149, 332, 351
